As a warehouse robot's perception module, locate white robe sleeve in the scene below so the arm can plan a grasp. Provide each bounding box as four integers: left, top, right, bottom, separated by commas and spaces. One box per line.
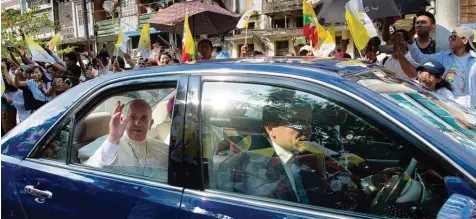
84, 138, 120, 167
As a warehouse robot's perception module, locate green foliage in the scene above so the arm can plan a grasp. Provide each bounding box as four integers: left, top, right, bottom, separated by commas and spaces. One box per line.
1, 4, 54, 57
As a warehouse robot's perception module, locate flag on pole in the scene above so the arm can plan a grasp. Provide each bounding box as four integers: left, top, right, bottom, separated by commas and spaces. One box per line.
48, 32, 61, 50
345, 0, 377, 51
236, 8, 254, 29
181, 12, 196, 63
25, 35, 56, 63
115, 27, 130, 53
138, 24, 152, 58
316, 22, 328, 46
303, 0, 318, 46
320, 23, 336, 57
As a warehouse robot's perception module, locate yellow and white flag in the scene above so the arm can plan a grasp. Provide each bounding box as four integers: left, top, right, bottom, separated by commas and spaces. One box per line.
138, 24, 151, 58
48, 32, 61, 50
115, 27, 130, 53
345, 0, 377, 51
236, 8, 254, 29
25, 35, 56, 63
320, 23, 336, 57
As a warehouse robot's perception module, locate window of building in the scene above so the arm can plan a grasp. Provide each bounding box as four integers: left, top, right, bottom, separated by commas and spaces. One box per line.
248, 22, 255, 30
201, 81, 452, 219
296, 16, 303, 28
275, 40, 289, 56
273, 19, 286, 29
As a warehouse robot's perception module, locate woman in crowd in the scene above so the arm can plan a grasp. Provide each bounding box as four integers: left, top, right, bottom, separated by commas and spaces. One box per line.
417, 62, 454, 100
159, 52, 172, 66
15, 65, 52, 110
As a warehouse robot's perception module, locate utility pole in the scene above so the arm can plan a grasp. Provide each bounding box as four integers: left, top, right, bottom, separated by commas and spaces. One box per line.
83, 0, 90, 50
435, 0, 459, 52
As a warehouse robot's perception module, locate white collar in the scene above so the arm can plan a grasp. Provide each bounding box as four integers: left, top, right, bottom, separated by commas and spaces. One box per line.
269, 139, 294, 165
124, 132, 148, 147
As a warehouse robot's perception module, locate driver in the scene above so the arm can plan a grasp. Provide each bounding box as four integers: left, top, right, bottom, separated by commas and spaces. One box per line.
216, 89, 400, 212
85, 99, 169, 179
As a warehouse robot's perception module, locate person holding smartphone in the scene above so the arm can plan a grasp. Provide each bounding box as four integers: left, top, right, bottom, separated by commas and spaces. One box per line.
378, 30, 420, 79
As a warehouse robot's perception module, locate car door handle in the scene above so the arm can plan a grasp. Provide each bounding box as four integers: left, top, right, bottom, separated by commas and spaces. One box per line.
24, 185, 53, 203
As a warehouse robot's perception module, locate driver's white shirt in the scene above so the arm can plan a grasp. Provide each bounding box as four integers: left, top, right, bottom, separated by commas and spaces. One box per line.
85, 133, 169, 179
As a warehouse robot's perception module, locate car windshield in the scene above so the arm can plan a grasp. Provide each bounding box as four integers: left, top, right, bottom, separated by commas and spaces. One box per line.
346, 68, 476, 149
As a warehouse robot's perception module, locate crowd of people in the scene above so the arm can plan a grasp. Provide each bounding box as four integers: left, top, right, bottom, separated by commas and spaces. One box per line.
1, 12, 475, 136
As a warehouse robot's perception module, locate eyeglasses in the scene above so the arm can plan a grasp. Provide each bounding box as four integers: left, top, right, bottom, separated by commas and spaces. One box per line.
284, 123, 312, 132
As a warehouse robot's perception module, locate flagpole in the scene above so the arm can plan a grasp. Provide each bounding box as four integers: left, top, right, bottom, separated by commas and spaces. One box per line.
245, 27, 248, 46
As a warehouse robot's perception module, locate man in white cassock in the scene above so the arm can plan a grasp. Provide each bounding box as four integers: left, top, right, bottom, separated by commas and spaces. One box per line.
85, 99, 169, 180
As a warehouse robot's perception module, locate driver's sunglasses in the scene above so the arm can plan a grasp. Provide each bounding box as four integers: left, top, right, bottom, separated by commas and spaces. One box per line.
284, 123, 312, 132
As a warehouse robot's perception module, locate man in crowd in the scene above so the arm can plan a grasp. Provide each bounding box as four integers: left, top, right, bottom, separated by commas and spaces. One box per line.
96, 50, 113, 76
198, 39, 213, 60
64, 51, 83, 86
407, 27, 476, 108
383, 12, 436, 54
379, 30, 420, 79
85, 99, 169, 179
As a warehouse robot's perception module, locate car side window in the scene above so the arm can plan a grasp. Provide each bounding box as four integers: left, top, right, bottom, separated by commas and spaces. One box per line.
71, 88, 176, 182
201, 82, 451, 218
35, 120, 72, 161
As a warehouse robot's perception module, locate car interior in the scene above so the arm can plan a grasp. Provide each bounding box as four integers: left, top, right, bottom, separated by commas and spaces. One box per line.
70, 89, 176, 164
202, 97, 453, 218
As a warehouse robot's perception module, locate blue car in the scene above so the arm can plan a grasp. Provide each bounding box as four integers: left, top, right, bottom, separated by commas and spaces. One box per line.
2, 59, 476, 219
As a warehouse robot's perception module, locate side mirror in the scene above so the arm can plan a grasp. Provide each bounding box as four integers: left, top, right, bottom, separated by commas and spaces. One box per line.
437, 194, 475, 219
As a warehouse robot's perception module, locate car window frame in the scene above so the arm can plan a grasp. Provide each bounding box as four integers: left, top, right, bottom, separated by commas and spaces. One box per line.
193, 73, 466, 217
25, 73, 189, 189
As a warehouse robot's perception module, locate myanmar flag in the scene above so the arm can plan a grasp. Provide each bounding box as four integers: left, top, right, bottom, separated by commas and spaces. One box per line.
303, 0, 318, 46
181, 12, 196, 63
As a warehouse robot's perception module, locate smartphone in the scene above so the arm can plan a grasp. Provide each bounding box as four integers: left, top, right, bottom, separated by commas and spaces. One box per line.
294, 37, 306, 46
379, 44, 394, 54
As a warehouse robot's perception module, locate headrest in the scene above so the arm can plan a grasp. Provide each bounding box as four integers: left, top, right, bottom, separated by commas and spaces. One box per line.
76, 112, 111, 143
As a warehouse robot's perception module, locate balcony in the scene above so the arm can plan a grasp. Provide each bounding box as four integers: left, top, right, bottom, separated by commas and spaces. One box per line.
262, 0, 302, 14
94, 2, 163, 37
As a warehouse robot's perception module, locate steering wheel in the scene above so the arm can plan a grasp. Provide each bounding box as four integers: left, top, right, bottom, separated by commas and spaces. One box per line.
368, 158, 418, 215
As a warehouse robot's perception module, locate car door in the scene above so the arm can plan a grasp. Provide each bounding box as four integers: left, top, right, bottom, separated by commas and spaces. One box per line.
12, 75, 189, 219
179, 74, 471, 219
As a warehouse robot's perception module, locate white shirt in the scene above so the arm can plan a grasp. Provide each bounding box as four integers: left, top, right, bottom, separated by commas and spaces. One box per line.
379, 52, 419, 79
85, 134, 169, 180
270, 140, 294, 165
436, 87, 455, 101
3, 90, 28, 122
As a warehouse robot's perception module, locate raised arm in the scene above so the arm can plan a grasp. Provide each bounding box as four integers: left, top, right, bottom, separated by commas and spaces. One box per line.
14, 70, 28, 88
2, 63, 17, 88
123, 50, 136, 69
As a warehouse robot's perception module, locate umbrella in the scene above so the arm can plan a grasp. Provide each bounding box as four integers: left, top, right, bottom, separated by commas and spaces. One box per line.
394, 0, 430, 15
317, 0, 401, 23
148, 1, 240, 35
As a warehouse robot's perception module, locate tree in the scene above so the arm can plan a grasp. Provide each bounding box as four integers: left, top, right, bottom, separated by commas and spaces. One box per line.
1, 4, 55, 57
